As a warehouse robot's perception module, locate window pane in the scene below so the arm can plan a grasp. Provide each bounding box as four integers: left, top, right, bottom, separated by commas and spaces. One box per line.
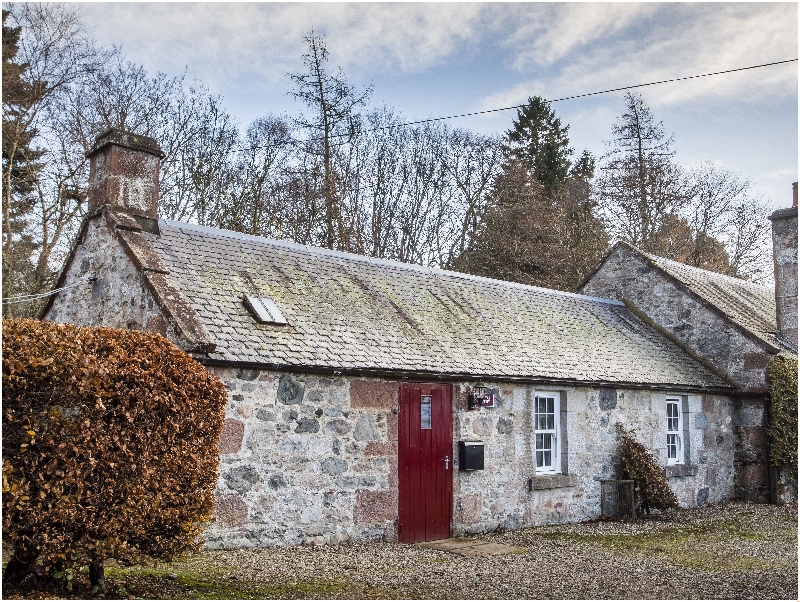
536, 451, 543, 467
547, 415, 554, 429
667, 434, 676, 458
536, 433, 543, 449
547, 398, 554, 413
543, 450, 551, 467
421, 395, 431, 429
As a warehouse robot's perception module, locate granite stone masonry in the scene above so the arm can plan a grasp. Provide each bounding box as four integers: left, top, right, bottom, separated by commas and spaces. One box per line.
197, 371, 736, 547
769, 204, 798, 347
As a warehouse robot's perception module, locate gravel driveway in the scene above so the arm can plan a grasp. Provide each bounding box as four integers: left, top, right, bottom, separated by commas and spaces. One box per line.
5, 501, 797, 599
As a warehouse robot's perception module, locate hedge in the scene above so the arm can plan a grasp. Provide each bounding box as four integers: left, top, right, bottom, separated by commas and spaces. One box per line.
2, 319, 227, 589
768, 354, 798, 470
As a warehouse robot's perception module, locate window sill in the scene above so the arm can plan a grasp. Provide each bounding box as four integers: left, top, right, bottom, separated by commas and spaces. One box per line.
664, 464, 698, 478
531, 474, 579, 490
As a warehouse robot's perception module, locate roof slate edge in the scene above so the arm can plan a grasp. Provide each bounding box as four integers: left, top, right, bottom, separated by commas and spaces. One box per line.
196, 356, 735, 394
161, 219, 624, 307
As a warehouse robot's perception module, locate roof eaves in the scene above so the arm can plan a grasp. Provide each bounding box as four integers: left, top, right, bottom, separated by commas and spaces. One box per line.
195, 356, 736, 394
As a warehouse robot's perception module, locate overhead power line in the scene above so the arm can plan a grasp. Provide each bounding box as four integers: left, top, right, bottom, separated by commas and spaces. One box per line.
162, 57, 797, 161
2, 275, 96, 305
387, 58, 799, 130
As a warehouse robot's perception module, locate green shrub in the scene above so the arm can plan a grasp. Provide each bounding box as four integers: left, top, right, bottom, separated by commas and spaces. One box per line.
2, 319, 228, 588
615, 423, 679, 514
768, 354, 798, 470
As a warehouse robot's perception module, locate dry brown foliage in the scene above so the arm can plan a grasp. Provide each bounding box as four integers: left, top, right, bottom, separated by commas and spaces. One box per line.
2, 318, 227, 579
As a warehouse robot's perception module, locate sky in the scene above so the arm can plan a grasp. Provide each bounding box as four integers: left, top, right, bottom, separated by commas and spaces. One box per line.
78, 2, 799, 210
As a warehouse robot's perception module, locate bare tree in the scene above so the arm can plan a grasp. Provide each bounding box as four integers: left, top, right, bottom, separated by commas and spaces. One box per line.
288, 31, 372, 251
597, 92, 688, 250
683, 162, 772, 280
597, 93, 773, 282
2, 4, 244, 316
2, 3, 107, 316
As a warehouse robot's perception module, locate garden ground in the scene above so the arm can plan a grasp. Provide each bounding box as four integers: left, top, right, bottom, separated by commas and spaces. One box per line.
3, 500, 797, 599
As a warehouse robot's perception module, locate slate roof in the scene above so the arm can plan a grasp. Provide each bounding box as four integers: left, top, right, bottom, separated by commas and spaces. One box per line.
633, 246, 789, 352
142, 220, 731, 389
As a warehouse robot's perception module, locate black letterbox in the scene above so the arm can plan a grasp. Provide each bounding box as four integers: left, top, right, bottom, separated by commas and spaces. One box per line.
458, 441, 484, 471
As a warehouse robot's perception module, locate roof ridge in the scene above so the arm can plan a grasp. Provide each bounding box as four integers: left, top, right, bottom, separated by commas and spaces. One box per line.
160, 219, 625, 306
639, 248, 771, 291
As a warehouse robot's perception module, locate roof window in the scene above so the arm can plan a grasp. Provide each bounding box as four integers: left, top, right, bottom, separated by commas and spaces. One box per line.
243, 294, 288, 325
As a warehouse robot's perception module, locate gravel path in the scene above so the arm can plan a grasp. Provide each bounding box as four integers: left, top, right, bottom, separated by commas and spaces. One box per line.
5, 501, 797, 599
118, 500, 798, 600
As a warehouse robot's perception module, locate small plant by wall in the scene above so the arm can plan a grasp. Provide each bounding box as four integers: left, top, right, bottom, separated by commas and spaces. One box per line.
615, 423, 679, 514
768, 354, 798, 470
2, 319, 228, 594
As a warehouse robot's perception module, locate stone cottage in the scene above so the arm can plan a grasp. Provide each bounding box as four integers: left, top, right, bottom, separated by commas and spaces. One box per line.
42, 129, 796, 547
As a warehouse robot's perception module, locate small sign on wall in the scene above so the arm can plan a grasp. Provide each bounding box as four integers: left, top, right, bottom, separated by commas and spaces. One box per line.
481, 393, 495, 408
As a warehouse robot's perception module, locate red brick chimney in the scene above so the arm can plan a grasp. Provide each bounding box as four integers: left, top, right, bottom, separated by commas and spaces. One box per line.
768, 183, 798, 347
86, 128, 165, 220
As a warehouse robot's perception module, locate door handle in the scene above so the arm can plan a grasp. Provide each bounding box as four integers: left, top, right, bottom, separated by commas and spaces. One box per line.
444, 456, 450, 470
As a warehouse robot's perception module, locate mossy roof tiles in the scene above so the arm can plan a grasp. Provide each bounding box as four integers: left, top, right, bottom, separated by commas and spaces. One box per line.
144, 220, 730, 389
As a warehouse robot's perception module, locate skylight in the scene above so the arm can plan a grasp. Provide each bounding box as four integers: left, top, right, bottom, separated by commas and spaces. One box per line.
243, 294, 288, 325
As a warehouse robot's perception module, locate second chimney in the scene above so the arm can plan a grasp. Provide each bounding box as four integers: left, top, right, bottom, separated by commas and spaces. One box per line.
768, 182, 799, 348
86, 128, 165, 220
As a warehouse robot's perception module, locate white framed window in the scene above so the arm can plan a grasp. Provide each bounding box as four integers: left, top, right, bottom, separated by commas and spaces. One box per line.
534, 392, 560, 474
666, 397, 683, 465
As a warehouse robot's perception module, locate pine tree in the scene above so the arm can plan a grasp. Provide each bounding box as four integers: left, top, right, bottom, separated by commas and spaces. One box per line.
2, 9, 47, 316
506, 96, 574, 192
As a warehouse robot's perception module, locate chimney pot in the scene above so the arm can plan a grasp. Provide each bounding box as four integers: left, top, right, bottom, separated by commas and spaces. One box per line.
86, 128, 165, 219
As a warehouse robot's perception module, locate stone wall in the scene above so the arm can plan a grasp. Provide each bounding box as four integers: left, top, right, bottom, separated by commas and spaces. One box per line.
46, 214, 178, 340
579, 245, 773, 392
451, 383, 736, 534
205, 371, 400, 548
731, 395, 771, 503
204, 370, 737, 547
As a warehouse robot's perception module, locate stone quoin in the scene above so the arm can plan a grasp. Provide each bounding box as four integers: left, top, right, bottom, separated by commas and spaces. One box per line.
42, 129, 798, 546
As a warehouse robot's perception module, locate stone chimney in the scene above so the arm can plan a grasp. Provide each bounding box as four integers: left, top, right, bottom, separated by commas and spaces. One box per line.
768, 182, 798, 347
86, 128, 165, 220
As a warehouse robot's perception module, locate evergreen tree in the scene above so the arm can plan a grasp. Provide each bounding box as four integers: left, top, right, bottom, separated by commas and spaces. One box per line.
452, 98, 606, 290
2, 9, 47, 316
506, 96, 574, 191
451, 154, 608, 291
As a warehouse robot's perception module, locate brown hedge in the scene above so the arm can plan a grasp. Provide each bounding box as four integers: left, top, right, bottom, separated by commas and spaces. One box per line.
615, 423, 679, 514
2, 318, 227, 575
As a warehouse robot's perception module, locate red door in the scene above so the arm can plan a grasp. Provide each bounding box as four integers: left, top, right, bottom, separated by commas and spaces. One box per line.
398, 383, 453, 543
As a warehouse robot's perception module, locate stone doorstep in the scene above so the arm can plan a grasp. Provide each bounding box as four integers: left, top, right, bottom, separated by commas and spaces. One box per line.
416, 538, 525, 557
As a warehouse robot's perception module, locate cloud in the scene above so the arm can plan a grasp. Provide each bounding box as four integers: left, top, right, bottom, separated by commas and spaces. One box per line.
80, 2, 491, 90
479, 3, 797, 111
